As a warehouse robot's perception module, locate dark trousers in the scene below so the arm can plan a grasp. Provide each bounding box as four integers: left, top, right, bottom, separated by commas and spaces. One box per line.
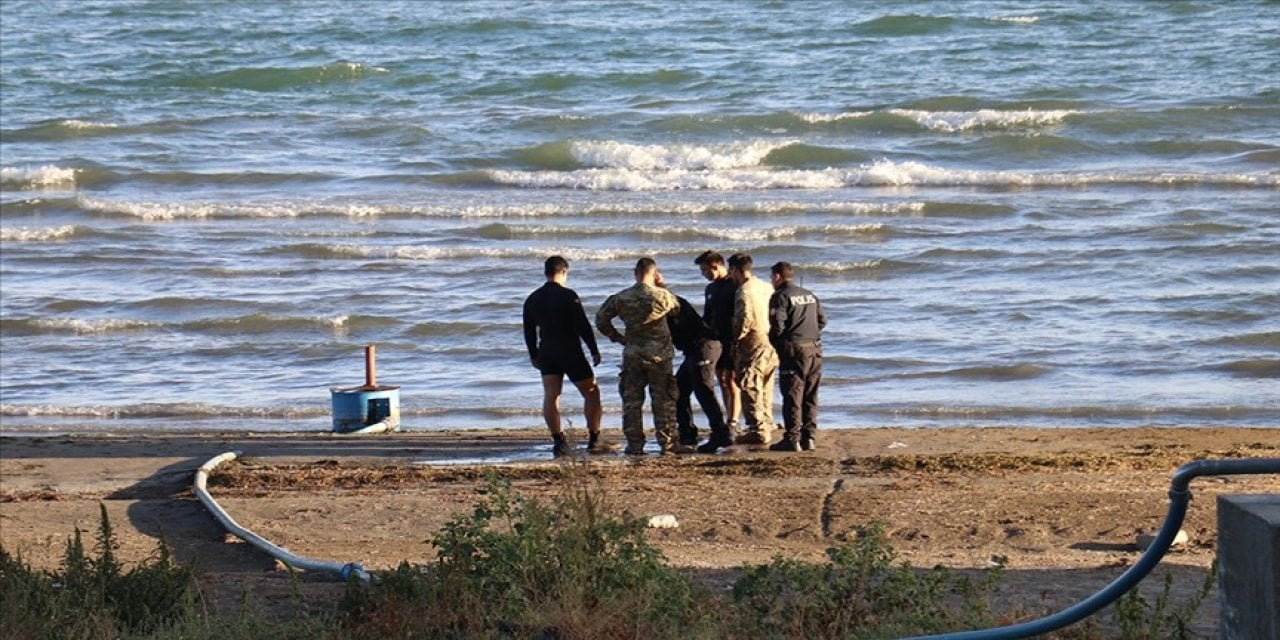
676, 340, 725, 441
778, 342, 821, 440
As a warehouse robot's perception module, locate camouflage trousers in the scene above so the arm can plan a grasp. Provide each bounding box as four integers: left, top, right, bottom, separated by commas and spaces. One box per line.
735, 337, 779, 436
617, 355, 678, 449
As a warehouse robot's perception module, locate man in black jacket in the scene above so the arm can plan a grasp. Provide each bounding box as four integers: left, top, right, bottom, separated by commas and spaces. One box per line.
657, 272, 726, 448
767, 261, 827, 452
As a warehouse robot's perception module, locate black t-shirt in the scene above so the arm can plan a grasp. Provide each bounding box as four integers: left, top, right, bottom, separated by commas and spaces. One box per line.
703, 277, 737, 344
522, 282, 599, 360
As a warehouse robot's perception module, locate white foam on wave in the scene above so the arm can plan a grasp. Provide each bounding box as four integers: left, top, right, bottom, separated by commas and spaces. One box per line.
857, 160, 1280, 187
794, 111, 875, 123
490, 167, 850, 190
497, 222, 887, 242
0, 403, 326, 419
61, 119, 119, 130
67, 195, 923, 221
0, 225, 78, 242
888, 108, 1079, 132
569, 140, 789, 170
491, 160, 1280, 190
76, 195, 306, 220
990, 16, 1039, 24
457, 199, 922, 217
802, 259, 888, 273
0, 165, 77, 188
34, 317, 159, 334
387, 245, 647, 262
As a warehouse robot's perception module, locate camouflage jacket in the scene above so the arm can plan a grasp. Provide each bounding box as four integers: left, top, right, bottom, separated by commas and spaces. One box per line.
595, 282, 679, 361
733, 275, 774, 345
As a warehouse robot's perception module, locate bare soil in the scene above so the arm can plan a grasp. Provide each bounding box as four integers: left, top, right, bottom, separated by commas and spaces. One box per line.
2, 426, 1278, 637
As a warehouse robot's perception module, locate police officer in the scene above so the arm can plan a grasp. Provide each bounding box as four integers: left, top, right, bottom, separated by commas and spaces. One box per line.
767, 261, 827, 452
595, 258, 691, 455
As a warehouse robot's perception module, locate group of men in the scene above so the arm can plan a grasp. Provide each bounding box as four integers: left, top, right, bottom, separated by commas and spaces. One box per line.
522, 251, 826, 457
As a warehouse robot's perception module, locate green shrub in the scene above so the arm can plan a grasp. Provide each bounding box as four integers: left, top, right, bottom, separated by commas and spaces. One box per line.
730, 523, 1001, 639
1112, 564, 1216, 640
0, 504, 197, 640
338, 471, 720, 639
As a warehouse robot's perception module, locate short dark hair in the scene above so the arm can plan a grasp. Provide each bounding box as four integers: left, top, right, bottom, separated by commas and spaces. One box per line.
634, 256, 657, 275
544, 255, 569, 276
770, 261, 793, 280
694, 250, 724, 267
727, 252, 753, 272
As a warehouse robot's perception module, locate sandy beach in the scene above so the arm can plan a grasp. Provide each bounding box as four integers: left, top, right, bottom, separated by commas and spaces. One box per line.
2, 426, 1278, 634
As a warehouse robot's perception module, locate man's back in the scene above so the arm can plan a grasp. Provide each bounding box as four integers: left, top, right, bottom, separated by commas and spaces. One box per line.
703, 277, 736, 343
596, 282, 678, 361
523, 282, 594, 357
770, 281, 826, 345
734, 276, 774, 343
669, 295, 708, 354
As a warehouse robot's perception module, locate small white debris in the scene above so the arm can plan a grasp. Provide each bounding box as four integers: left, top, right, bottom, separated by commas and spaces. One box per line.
647, 514, 680, 529
1136, 529, 1189, 551
887, 441, 908, 449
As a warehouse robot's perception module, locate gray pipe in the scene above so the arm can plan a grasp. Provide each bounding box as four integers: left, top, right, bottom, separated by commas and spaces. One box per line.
902, 457, 1280, 640
193, 451, 371, 582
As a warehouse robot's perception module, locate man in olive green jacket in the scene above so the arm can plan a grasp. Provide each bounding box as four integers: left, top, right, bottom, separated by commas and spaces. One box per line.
727, 252, 779, 445
596, 257, 692, 455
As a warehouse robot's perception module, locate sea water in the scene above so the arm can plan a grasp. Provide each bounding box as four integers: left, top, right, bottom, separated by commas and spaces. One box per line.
2, 1, 1277, 434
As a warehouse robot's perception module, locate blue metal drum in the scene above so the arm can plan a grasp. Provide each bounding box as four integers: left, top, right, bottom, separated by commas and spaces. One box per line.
329, 385, 400, 433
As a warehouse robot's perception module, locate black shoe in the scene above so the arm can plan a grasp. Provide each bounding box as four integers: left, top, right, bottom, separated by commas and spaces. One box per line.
800, 434, 817, 451
769, 438, 801, 452
678, 431, 699, 447
697, 436, 734, 454
552, 437, 570, 458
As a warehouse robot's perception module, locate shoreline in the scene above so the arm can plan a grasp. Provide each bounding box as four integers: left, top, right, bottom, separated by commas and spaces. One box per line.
3, 426, 1278, 634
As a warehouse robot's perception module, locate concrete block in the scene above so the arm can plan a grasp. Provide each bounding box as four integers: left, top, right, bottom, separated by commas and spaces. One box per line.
1218, 494, 1280, 640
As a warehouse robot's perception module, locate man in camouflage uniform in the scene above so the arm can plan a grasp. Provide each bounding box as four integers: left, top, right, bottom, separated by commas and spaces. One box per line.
596, 258, 691, 455
727, 253, 779, 445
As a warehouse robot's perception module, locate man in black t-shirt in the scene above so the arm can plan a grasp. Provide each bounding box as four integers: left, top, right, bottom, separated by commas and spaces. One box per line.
694, 250, 741, 452
522, 256, 610, 457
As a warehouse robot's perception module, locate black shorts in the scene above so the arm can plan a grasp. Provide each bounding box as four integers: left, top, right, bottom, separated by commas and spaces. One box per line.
714, 341, 734, 372
538, 349, 594, 383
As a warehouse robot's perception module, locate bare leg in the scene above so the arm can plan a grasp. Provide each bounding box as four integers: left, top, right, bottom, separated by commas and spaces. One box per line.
541, 374, 565, 436
718, 368, 741, 425
572, 377, 602, 435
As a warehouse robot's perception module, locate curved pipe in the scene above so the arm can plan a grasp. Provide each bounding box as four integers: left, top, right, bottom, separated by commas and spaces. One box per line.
904, 457, 1280, 640
342, 418, 397, 435
194, 451, 371, 582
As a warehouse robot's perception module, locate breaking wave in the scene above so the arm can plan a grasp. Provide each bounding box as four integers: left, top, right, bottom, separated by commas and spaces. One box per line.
487, 159, 1279, 191
0, 225, 81, 242
1, 165, 77, 189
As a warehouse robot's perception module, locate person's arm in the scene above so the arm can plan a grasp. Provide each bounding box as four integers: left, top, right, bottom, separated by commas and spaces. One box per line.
595, 295, 625, 344
522, 297, 539, 365
769, 291, 787, 344
816, 296, 827, 333
732, 288, 747, 343
572, 294, 601, 363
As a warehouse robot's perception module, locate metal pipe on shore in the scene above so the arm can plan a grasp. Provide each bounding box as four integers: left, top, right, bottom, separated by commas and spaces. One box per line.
193, 451, 371, 583
902, 457, 1280, 640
